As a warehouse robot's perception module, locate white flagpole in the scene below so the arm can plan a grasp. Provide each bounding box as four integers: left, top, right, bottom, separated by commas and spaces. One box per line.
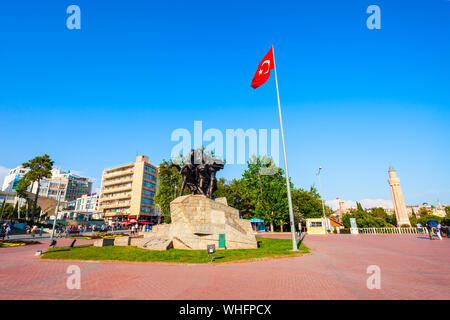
272, 46, 298, 251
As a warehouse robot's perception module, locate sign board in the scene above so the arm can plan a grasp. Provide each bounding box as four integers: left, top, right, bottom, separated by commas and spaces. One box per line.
218, 233, 226, 248
207, 244, 215, 254
350, 218, 357, 229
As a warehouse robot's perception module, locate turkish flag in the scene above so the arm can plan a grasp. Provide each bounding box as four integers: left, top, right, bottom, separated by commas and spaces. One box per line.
251, 47, 275, 89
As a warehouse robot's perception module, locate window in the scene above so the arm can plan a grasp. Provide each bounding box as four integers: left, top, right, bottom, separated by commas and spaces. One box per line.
142, 189, 155, 197
143, 181, 155, 189
141, 206, 154, 214
310, 221, 323, 228
141, 198, 153, 205
144, 173, 156, 181
144, 165, 156, 174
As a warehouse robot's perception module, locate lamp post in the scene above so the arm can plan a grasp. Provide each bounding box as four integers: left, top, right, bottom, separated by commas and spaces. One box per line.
50, 179, 64, 240
316, 167, 329, 232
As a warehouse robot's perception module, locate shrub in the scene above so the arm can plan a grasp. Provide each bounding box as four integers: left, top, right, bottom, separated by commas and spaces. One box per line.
418, 215, 442, 226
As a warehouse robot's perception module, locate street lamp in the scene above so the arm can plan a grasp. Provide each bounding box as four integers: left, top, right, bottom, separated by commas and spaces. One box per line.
50, 180, 64, 240
316, 167, 329, 233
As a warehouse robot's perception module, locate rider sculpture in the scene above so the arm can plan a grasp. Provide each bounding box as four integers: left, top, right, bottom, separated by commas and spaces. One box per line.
170, 149, 224, 199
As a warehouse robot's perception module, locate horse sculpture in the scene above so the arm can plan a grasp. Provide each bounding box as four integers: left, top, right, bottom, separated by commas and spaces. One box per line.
170, 149, 224, 199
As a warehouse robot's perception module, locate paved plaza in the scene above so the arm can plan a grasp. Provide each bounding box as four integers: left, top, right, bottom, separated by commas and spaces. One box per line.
0, 234, 449, 300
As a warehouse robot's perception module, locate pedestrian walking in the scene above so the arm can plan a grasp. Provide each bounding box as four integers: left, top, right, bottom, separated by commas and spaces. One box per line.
436, 223, 443, 240
5, 225, 11, 239
31, 225, 37, 238
426, 222, 433, 240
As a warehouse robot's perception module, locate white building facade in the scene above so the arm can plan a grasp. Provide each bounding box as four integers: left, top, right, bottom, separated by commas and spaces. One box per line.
1, 165, 29, 192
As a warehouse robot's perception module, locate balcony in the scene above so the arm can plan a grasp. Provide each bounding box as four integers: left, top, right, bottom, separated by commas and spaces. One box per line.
101, 185, 132, 194
103, 169, 134, 179
101, 193, 132, 201
99, 201, 131, 210
102, 177, 133, 187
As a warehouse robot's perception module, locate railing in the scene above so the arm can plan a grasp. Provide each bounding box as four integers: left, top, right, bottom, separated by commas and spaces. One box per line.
358, 227, 428, 234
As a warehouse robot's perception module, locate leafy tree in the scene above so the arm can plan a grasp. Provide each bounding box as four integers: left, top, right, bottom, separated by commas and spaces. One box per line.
445, 206, 450, 216
239, 156, 289, 231
22, 154, 54, 222
12, 202, 18, 219
418, 214, 442, 226
0, 202, 14, 219
292, 186, 325, 222
417, 207, 430, 217
215, 178, 248, 212
409, 213, 418, 226
385, 212, 397, 226
154, 159, 184, 221
370, 207, 387, 219
356, 202, 365, 213
342, 212, 393, 228
0, 199, 6, 220
15, 177, 31, 220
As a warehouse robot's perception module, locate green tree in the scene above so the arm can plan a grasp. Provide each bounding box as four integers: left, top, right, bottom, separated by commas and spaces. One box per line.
12, 201, 19, 219
15, 177, 31, 220
418, 214, 442, 226
22, 154, 54, 222
154, 159, 184, 222
292, 186, 328, 222
342, 212, 393, 228
215, 178, 249, 213
356, 202, 365, 213
0, 198, 6, 220
418, 207, 430, 217
370, 207, 387, 219
385, 212, 397, 226
409, 212, 418, 226
239, 156, 290, 232
1, 203, 14, 219
445, 206, 450, 216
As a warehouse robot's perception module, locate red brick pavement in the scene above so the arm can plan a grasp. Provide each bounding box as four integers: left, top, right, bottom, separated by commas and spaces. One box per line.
0, 234, 449, 300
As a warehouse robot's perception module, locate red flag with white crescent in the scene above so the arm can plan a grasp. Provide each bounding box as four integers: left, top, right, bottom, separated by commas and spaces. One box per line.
251, 47, 275, 89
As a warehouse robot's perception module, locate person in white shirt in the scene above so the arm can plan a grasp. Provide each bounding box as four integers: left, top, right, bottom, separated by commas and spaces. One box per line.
31, 225, 37, 238
436, 223, 443, 240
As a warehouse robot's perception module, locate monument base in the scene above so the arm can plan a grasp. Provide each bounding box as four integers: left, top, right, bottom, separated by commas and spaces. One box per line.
136, 195, 257, 250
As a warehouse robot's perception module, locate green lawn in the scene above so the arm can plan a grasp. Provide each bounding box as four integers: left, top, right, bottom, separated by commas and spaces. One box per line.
41, 237, 309, 263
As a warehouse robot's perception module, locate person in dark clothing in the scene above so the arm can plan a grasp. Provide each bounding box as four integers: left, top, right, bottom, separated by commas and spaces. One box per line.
426, 222, 433, 240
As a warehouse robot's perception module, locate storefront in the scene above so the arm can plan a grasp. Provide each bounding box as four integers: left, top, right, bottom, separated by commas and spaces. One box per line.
305, 218, 326, 234
250, 218, 266, 232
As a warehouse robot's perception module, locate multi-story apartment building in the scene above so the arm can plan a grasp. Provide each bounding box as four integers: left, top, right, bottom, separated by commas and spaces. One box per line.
99, 155, 157, 222
1, 165, 29, 192
31, 168, 92, 202
61, 193, 101, 220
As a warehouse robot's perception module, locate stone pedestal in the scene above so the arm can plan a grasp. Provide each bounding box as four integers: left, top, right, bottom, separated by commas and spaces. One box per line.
138, 195, 257, 250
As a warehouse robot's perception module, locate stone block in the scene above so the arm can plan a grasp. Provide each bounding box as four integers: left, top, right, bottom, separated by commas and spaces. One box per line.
114, 236, 130, 246
135, 236, 173, 250
93, 238, 115, 247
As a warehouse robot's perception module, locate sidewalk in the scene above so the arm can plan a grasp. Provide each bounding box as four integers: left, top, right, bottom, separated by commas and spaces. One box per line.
0, 233, 449, 299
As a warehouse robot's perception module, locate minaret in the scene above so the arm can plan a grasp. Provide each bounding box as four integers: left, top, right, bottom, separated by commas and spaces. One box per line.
388, 166, 411, 226
338, 198, 347, 215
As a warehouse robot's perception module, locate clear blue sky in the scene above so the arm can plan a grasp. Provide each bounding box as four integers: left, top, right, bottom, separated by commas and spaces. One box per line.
0, 0, 449, 206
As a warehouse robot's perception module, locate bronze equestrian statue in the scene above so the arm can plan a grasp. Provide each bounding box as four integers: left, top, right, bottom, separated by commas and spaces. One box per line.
170, 149, 224, 199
